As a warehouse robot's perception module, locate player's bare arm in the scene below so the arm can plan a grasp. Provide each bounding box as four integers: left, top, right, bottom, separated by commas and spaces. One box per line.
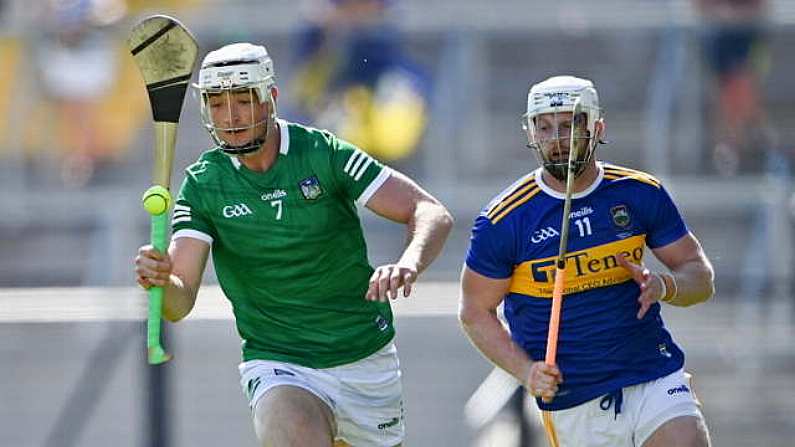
364, 170, 454, 301
135, 237, 210, 321
459, 266, 562, 400
651, 232, 715, 304
618, 232, 715, 319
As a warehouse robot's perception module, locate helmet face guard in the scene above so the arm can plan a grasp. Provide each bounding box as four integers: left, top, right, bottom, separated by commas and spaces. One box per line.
198, 84, 272, 156
521, 76, 602, 182
194, 44, 277, 155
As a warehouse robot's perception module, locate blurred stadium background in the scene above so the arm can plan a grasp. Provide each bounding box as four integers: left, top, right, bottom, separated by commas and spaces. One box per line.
1, 0, 794, 446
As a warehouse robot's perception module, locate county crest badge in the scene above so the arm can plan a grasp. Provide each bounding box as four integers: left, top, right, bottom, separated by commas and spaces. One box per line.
299, 175, 323, 200
610, 205, 631, 228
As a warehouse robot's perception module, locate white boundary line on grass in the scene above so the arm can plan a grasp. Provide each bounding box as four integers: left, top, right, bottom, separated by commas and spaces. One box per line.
0, 282, 461, 322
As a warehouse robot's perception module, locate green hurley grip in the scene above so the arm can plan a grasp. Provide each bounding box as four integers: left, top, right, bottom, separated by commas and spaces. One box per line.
145, 188, 173, 364
147, 280, 170, 364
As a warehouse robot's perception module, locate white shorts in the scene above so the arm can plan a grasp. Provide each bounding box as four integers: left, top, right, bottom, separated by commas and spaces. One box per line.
539, 369, 705, 447
239, 341, 404, 446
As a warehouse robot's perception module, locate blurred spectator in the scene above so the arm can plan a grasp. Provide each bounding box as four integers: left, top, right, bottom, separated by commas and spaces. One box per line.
287, 0, 430, 162
695, 0, 774, 176
34, 0, 126, 187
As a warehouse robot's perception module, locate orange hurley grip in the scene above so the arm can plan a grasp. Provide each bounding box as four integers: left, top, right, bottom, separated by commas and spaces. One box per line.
545, 266, 566, 365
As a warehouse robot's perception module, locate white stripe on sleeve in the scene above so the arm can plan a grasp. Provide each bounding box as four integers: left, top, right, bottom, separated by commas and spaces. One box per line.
354, 157, 374, 181
348, 151, 368, 178
344, 150, 363, 174
356, 167, 392, 206
172, 229, 213, 245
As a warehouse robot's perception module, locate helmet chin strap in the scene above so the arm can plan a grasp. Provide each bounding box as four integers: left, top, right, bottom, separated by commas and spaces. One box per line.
220, 113, 272, 156
220, 136, 266, 155
528, 141, 595, 182
544, 160, 589, 182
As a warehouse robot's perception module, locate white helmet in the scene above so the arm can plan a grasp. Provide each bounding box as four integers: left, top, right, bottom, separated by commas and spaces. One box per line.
195, 43, 277, 155
521, 75, 602, 181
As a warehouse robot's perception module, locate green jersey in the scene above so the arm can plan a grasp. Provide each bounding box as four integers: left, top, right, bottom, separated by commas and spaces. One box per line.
171, 120, 395, 368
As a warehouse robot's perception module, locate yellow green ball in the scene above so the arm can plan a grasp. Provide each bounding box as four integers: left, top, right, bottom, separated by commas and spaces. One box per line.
142, 186, 171, 215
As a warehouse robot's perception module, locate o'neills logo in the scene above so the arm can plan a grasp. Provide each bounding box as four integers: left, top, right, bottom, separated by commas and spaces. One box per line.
667, 384, 690, 395
569, 206, 594, 220
261, 189, 287, 201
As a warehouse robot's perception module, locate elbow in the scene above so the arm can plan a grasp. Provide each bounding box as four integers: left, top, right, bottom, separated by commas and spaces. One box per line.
458, 312, 475, 338
163, 308, 188, 323
162, 292, 195, 323
161, 275, 197, 322
424, 199, 454, 231
165, 314, 184, 323
421, 198, 454, 226
428, 200, 454, 240
686, 285, 714, 307
702, 264, 716, 303
439, 207, 455, 235
458, 302, 484, 333
458, 305, 471, 328
678, 260, 715, 306
699, 281, 715, 303
703, 279, 716, 303
680, 271, 715, 307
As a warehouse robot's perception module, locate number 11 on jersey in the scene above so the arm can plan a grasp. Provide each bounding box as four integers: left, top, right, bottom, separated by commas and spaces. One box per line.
574, 217, 591, 237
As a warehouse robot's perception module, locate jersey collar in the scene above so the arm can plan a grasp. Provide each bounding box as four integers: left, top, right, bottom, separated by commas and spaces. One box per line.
227, 119, 290, 171
277, 118, 289, 155
534, 162, 604, 200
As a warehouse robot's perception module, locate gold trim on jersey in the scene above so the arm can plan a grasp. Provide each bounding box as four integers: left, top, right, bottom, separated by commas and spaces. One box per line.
603, 164, 661, 188
509, 235, 646, 298
486, 177, 536, 218
486, 177, 542, 224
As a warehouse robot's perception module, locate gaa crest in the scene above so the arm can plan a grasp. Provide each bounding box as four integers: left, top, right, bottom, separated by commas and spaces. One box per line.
299, 175, 323, 200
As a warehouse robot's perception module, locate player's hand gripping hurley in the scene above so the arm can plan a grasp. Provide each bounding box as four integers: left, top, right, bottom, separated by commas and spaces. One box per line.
128, 15, 198, 364
544, 99, 585, 371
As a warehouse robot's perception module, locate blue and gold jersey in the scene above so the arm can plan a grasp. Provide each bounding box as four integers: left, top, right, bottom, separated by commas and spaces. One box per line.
466, 162, 689, 411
